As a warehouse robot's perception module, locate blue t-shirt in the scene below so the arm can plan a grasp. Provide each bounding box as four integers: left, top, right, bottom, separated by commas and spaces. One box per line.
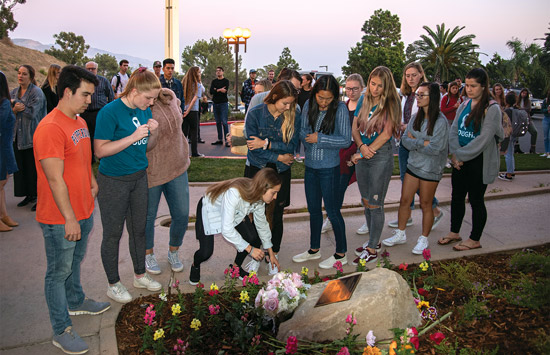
95, 99, 151, 176
355, 95, 388, 145
185, 83, 204, 111
457, 100, 478, 146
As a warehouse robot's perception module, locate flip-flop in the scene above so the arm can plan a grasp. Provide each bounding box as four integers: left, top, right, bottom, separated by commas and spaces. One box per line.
453, 243, 482, 251
437, 236, 462, 245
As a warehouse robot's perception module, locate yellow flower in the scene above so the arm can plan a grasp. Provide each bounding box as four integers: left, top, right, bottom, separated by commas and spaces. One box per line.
190, 318, 201, 331
248, 270, 257, 277
153, 328, 164, 341
359, 258, 367, 267
436, 287, 446, 291
301, 267, 309, 275
419, 261, 429, 271
362, 346, 382, 355
210, 283, 218, 291
417, 300, 430, 309
171, 303, 181, 316
240, 290, 249, 303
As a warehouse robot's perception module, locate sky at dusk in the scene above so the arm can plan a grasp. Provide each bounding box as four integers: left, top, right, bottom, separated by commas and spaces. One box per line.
10, 0, 550, 77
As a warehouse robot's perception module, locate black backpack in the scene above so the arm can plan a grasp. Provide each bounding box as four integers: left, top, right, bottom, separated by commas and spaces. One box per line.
505, 107, 529, 138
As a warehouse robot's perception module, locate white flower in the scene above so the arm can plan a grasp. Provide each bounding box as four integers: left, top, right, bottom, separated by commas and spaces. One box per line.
159, 290, 167, 302
366, 330, 376, 347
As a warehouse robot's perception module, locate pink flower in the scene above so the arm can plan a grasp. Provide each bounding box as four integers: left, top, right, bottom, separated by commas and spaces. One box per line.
407, 327, 419, 350
422, 248, 431, 261
263, 289, 279, 312
143, 304, 155, 325
381, 250, 390, 258
230, 265, 240, 278
366, 330, 376, 346
172, 279, 180, 288
255, 289, 264, 307
337, 346, 350, 355
345, 314, 353, 323
430, 332, 445, 345
208, 304, 220, 315
399, 263, 408, 270
285, 336, 298, 354
333, 260, 343, 272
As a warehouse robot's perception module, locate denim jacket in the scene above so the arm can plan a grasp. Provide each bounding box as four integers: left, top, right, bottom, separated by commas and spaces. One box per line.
10, 83, 47, 150
245, 103, 301, 173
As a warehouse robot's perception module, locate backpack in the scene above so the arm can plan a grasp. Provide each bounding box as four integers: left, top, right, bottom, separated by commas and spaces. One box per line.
505, 107, 529, 138
501, 110, 512, 139
114, 73, 125, 93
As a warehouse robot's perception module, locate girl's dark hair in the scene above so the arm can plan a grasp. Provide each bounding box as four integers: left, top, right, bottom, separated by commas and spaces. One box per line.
307, 75, 340, 134
0, 71, 10, 101
20, 65, 37, 85
465, 68, 491, 133
413, 82, 441, 136
516, 88, 531, 109
505, 91, 517, 107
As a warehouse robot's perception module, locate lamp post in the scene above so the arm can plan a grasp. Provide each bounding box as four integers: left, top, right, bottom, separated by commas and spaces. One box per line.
223, 27, 251, 112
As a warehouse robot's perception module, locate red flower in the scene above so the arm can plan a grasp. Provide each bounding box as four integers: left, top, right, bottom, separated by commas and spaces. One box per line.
399, 263, 408, 270
409, 327, 419, 350
418, 288, 428, 297
285, 336, 298, 354
322, 277, 330, 282
422, 248, 431, 261
430, 332, 445, 345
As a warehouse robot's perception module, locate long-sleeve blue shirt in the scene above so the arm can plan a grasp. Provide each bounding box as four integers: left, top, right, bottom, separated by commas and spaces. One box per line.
300, 100, 351, 169
245, 103, 301, 173
160, 74, 185, 114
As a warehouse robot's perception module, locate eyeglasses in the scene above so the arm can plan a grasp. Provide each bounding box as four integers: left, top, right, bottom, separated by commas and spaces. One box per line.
415, 93, 429, 98
86, 67, 97, 71
345, 87, 361, 92
154, 65, 162, 68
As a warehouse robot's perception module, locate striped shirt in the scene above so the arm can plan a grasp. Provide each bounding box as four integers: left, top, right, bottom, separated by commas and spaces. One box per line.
88, 75, 114, 111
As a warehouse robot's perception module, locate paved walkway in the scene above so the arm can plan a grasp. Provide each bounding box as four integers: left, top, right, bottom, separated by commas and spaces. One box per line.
1, 171, 549, 354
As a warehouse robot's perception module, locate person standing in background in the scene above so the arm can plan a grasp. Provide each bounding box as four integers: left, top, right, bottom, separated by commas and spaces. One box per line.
210, 66, 230, 147
41, 64, 60, 113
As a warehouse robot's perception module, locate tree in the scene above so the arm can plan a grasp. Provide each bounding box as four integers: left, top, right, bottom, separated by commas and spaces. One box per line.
407, 24, 481, 82
484, 53, 512, 87
506, 38, 542, 87
342, 9, 405, 86
45, 31, 90, 66
275, 47, 300, 78
256, 64, 277, 80
91, 53, 119, 79
0, 0, 26, 39
181, 37, 246, 98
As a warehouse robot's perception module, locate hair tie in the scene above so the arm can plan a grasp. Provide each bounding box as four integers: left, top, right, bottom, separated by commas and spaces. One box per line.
138, 67, 148, 73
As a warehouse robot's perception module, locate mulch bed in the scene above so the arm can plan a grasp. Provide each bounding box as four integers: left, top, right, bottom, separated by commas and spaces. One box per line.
116, 244, 550, 354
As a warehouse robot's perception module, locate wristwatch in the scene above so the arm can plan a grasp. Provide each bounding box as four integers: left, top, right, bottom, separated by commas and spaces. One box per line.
263, 138, 269, 150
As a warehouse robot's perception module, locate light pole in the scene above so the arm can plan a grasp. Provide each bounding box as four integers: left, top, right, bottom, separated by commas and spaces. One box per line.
223, 27, 251, 113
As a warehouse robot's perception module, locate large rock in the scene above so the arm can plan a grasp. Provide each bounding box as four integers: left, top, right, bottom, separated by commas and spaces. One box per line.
277, 268, 421, 342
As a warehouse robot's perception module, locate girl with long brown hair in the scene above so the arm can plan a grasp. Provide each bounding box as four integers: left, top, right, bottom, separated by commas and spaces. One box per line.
182, 66, 205, 157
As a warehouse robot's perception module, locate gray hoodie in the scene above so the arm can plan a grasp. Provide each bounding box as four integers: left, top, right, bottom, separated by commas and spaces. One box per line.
402, 112, 449, 181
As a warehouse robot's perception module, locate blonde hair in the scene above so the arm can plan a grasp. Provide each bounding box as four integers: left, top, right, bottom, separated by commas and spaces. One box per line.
206, 168, 281, 204
44, 64, 61, 90
183, 66, 200, 106
400, 62, 427, 96
121, 67, 161, 97
356, 66, 401, 137
264, 80, 299, 143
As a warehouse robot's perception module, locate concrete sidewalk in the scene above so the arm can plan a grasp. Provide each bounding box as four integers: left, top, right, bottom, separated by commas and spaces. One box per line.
1, 171, 549, 355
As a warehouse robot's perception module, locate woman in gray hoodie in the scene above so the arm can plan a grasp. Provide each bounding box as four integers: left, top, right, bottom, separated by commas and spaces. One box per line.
382, 82, 448, 254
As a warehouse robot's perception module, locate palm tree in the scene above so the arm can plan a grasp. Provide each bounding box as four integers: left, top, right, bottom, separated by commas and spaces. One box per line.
408, 24, 481, 82
506, 38, 542, 87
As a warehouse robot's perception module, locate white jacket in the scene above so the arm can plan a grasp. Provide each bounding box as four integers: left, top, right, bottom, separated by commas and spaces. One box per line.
201, 187, 273, 252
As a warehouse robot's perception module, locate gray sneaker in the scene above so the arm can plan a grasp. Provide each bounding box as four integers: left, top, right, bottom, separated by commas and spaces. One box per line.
52, 326, 89, 354
167, 251, 184, 272
145, 254, 161, 275
388, 218, 413, 228
431, 210, 445, 231
68, 298, 111, 316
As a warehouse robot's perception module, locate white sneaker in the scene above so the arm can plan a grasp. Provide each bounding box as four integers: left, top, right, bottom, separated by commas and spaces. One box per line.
267, 254, 279, 275
321, 218, 332, 233
382, 229, 407, 247
412, 236, 429, 255
540, 153, 549, 157
145, 254, 161, 275
319, 255, 347, 269
292, 250, 321, 263
133, 273, 162, 291
107, 282, 132, 304
388, 218, 413, 228
356, 222, 369, 235
431, 210, 444, 231
244, 259, 261, 274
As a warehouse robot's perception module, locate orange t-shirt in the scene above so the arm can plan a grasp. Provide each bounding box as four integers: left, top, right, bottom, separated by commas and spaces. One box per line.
33, 108, 94, 224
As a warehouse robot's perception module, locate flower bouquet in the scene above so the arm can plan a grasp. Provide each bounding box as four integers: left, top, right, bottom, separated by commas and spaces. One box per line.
254, 271, 309, 321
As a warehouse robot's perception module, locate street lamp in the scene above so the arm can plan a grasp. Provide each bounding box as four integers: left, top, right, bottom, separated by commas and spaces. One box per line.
223, 27, 251, 112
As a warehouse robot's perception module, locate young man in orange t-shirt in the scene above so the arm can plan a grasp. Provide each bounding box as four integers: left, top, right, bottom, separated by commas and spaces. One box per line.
33, 65, 109, 355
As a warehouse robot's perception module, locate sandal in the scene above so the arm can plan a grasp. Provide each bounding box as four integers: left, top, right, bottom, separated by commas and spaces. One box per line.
453, 243, 482, 251
437, 236, 462, 245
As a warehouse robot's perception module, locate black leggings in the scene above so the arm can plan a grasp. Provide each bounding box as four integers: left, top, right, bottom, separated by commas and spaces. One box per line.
192, 198, 263, 268
183, 111, 199, 156
450, 154, 487, 241
244, 164, 291, 253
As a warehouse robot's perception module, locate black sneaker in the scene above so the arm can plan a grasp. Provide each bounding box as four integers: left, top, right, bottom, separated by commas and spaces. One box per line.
211, 140, 223, 145
189, 264, 200, 285
498, 173, 513, 182
198, 138, 205, 143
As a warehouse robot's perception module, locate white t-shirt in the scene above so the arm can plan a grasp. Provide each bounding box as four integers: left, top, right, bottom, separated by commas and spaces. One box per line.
111, 72, 130, 95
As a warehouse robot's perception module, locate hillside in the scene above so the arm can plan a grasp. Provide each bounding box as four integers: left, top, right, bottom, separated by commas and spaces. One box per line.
0, 38, 66, 91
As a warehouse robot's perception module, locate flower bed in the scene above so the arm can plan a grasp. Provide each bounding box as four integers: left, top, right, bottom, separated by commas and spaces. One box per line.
116, 244, 550, 354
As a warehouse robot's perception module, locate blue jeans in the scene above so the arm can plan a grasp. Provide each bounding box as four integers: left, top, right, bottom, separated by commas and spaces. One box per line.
145, 172, 189, 250
305, 165, 347, 253
398, 143, 439, 209
543, 116, 550, 153
504, 136, 516, 174
213, 102, 229, 141
41, 215, 93, 335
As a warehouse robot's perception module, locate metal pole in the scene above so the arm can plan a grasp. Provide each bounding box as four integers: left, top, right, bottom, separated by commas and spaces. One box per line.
234, 42, 239, 112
